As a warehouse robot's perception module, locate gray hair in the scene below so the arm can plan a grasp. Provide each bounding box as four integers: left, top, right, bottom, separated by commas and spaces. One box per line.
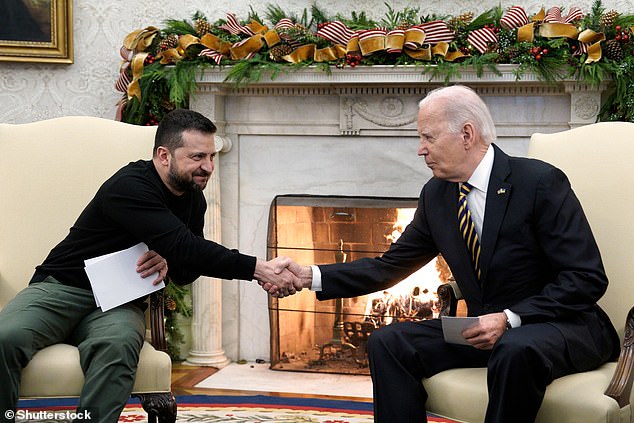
418, 85, 496, 145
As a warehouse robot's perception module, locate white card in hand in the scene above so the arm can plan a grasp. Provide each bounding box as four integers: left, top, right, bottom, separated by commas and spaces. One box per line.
84, 242, 165, 312
441, 316, 479, 345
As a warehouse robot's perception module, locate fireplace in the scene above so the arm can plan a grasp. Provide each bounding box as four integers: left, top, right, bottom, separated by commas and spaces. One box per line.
266, 194, 452, 374
183, 66, 607, 366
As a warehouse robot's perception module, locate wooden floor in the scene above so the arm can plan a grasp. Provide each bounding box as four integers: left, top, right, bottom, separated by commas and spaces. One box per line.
171, 363, 220, 396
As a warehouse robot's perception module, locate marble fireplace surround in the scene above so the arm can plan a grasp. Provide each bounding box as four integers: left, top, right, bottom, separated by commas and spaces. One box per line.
183, 65, 607, 366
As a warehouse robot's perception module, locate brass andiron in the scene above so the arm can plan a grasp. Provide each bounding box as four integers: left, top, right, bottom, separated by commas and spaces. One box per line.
319, 239, 357, 360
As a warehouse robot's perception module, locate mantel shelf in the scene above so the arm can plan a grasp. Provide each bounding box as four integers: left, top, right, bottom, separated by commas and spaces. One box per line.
196, 64, 605, 88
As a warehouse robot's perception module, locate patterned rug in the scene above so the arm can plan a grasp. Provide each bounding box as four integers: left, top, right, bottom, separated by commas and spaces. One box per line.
17, 395, 459, 422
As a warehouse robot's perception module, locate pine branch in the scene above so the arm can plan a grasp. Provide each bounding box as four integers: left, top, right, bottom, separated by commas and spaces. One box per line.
162, 19, 197, 36
466, 8, 498, 31
265, 4, 290, 24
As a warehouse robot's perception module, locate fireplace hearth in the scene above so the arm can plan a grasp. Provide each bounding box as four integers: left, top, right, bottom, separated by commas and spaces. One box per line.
266, 194, 452, 375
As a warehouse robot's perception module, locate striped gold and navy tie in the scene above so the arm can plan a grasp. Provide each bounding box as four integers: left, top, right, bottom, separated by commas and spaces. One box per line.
458, 183, 481, 280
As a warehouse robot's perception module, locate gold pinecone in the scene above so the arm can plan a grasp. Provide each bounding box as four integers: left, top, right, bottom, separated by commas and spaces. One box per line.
165, 297, 177, 311
505, 46, 521, 60
600, 10, 619, 29
449, 12, 474, 29
269, 44, 293, 61
604, 39, 624, 61
159, 33, 179, 51
194, 18, 213, 36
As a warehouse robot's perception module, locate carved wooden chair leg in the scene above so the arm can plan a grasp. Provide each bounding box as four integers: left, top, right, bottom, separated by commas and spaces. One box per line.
133, 392, 177, 423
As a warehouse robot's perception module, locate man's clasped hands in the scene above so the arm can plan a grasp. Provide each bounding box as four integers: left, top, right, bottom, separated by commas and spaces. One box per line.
253, 257, 310, 298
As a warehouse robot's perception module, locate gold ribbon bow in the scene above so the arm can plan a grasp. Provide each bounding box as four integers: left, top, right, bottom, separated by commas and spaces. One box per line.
121, 27, 159, 100
577, 29, 606, 63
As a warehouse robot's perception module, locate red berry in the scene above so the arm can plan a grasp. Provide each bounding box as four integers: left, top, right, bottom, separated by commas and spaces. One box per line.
616, 25, 622, 31
535, 54, 542, 60
616, 35, 622, 41
542, 48, 548, 55
623, 35, 629, 42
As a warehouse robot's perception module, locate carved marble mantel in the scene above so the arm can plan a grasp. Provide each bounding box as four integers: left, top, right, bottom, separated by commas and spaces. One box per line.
194, 64, 609, 135
186, 65, 609, 363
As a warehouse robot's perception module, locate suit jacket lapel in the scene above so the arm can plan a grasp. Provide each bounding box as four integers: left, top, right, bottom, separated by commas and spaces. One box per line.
479, 144, 512, 283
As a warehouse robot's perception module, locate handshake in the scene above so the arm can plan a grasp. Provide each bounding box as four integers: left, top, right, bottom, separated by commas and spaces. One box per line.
253, 257, 312, 298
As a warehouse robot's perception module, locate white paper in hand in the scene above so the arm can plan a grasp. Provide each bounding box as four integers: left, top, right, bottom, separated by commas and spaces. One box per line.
441, 316, 480, 345
84, 242, 165, 312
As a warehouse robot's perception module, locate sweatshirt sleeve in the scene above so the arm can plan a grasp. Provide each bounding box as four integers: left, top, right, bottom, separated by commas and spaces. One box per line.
102, 172, 256, 283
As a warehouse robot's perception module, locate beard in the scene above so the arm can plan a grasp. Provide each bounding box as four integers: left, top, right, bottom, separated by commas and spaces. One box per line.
167, 164, 210, 193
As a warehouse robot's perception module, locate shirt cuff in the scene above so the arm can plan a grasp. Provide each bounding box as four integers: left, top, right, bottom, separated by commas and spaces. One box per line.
504, 309, 521, 328
310, 265, 322, 291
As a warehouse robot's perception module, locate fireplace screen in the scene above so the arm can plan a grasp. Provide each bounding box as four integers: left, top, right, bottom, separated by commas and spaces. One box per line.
267, 195, 453, 375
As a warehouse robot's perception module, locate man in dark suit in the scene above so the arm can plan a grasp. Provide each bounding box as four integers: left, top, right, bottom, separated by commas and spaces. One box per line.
265, 85, 620, 422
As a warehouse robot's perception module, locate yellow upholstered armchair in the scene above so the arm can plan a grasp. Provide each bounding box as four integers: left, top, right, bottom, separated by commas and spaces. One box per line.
0, 117, 176, 422
431, 122, 634, 423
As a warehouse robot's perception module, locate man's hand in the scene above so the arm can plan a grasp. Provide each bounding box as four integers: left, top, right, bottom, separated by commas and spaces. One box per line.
254, 257, 299, 298
461, 312, 508, 350
137, 250, 168, 285
279, 260, 313, 292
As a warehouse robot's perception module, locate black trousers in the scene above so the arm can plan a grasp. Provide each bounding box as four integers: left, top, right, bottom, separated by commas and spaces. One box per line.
366, 319, 579, 423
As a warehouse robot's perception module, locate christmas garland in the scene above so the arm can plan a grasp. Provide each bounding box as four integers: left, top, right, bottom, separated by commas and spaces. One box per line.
164, 281, 192, 361
117, 0, 634, 357
115, 1, 634, 125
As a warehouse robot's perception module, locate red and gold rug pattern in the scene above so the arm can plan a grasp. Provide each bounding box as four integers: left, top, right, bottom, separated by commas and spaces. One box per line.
19, 395, 459, 422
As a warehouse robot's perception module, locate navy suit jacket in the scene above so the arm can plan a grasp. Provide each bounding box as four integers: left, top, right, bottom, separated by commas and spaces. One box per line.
318, 144, 619, 370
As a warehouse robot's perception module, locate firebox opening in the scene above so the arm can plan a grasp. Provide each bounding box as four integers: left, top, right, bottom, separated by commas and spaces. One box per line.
267, 194, 453, 375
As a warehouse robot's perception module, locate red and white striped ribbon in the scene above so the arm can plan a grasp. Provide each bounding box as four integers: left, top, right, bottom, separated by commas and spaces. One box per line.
199, 49, 224, 65
114, 62, 131, 93
357, 28, 387, 43
418, 21, 455, 44
274, 18, 295, 30
544, 6, 583, 23
274, 19, 303, 48
500, 6, 529, 30
315, 20, 355, 45
219, 13, 255, 36
467, 27, 498, 54
120, 46, 134, 61
565, 7, 583, 23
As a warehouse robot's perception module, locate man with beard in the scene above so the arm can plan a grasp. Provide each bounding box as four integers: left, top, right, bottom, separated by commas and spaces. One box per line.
0, 109, 297, 423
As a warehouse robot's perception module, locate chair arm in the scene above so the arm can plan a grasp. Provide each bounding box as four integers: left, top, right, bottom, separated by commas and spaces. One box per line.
437, 279, 462, 317
604, 306, 634, 407
149, 290, 167, 352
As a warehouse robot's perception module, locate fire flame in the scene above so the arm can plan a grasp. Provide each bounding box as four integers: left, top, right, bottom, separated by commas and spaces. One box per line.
364, 208, 441, 323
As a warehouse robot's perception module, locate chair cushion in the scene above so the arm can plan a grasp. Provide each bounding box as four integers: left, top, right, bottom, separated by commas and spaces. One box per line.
423, 363, 630, 423
19, 342, 171, 397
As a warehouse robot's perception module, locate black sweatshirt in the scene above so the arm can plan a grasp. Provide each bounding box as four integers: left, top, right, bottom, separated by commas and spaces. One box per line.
32, 160, 256, 291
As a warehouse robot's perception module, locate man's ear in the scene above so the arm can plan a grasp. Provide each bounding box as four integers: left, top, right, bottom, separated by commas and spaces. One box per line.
462, 122, 476, 148
155, 146, 171, 165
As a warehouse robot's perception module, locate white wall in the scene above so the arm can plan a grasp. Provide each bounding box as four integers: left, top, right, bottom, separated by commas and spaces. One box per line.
1, 0, 632, 123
